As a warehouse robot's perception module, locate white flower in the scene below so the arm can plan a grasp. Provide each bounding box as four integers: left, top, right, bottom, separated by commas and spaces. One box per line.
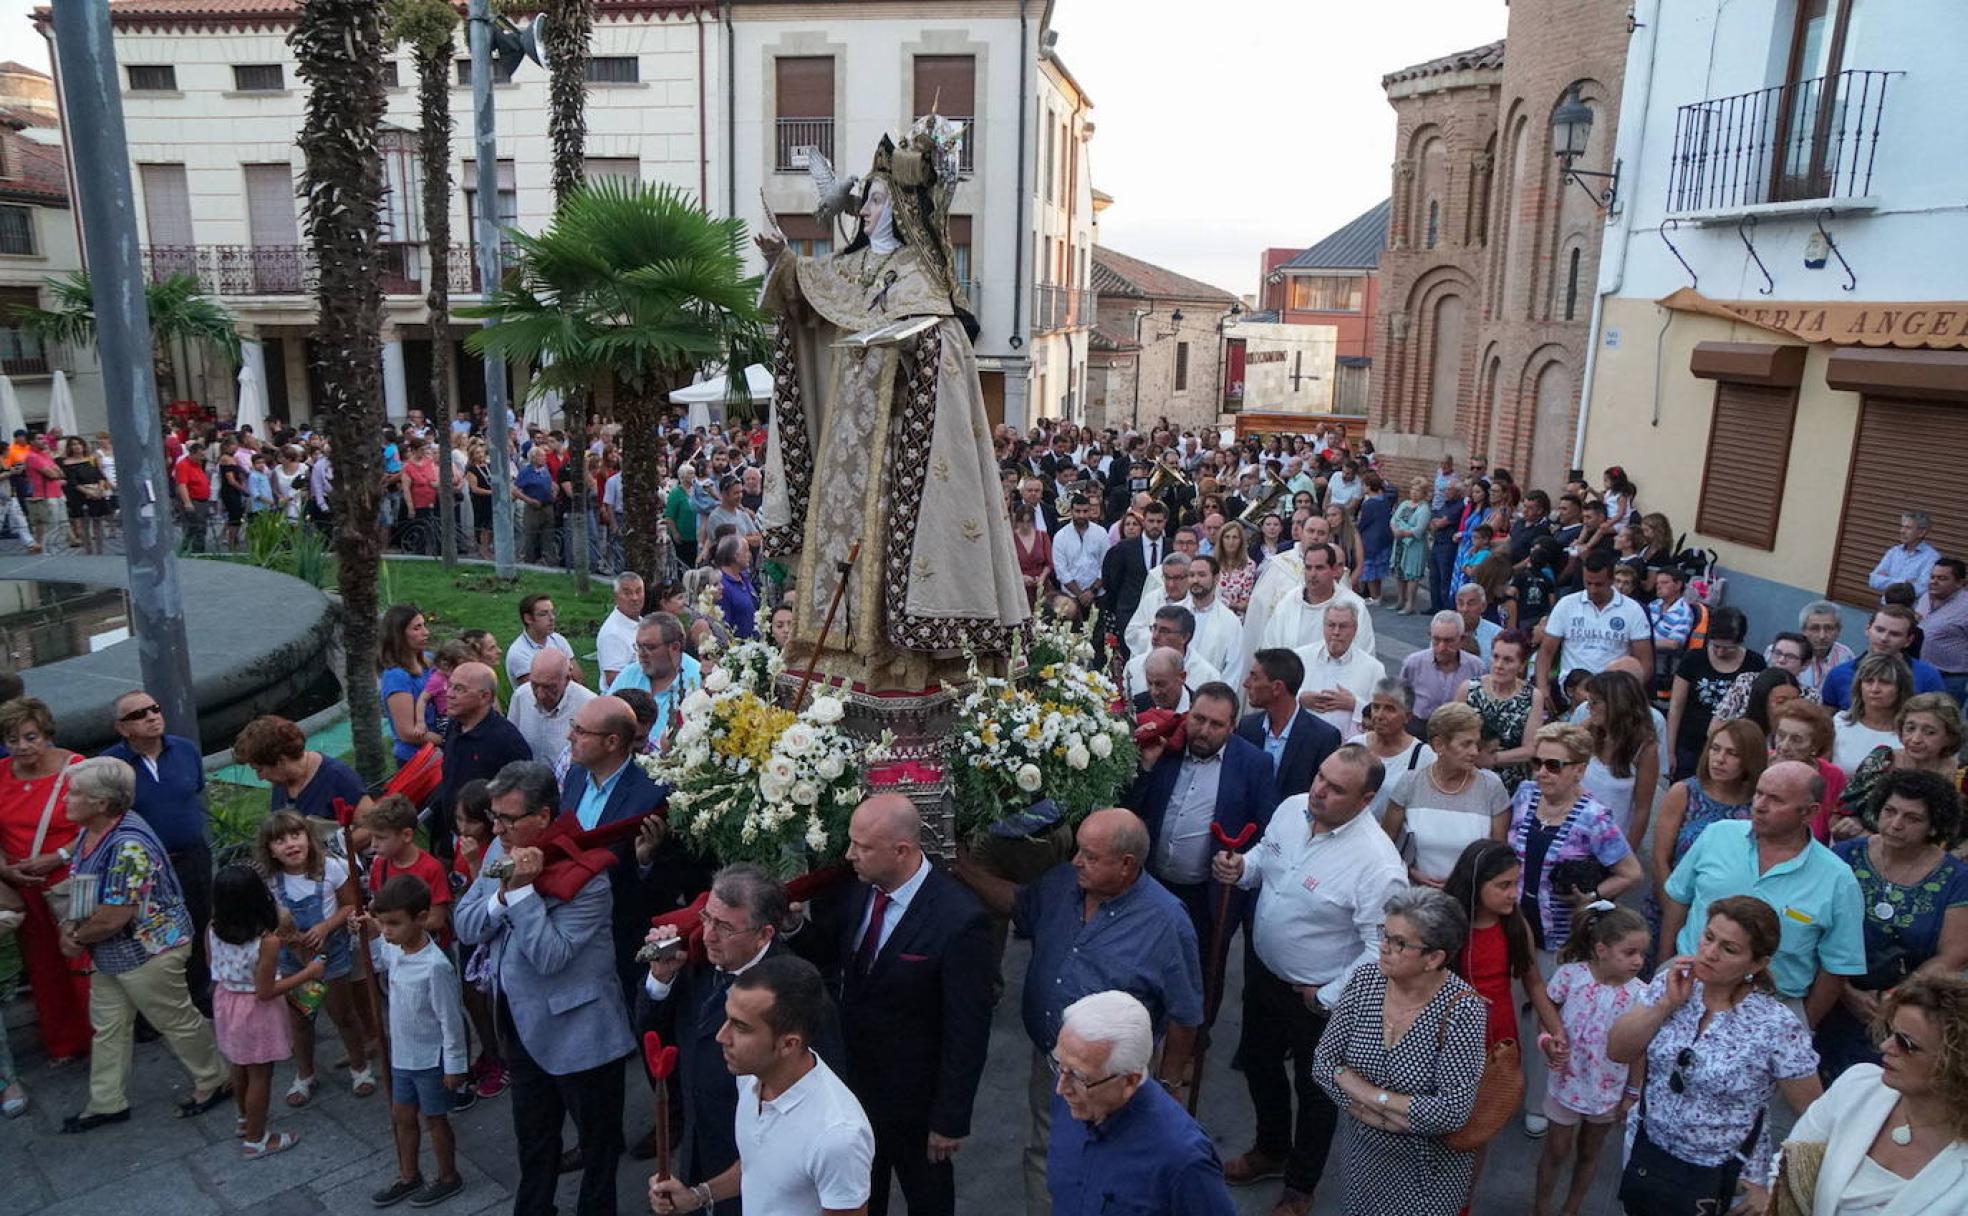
816, 753, 845, 781
791, 779, 821, 806
808, 695, 846, 725
760, 774, 791, 804
682, 689, 712, 717
1015, 764, 1042, 793
1090, 733, 1113, 759
764, 756, 797, 785
703, 666, 732, 693
1065, 745, 1090, 771
780, 723, 817, 757
805, 816, 829, 852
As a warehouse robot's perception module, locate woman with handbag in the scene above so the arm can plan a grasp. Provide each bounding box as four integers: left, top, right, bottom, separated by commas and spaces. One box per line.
1607, 895, 1823, 1216
1774, 972, 1968, 1216
1311, 888, 1490, 1215
0, 697, 90, 1061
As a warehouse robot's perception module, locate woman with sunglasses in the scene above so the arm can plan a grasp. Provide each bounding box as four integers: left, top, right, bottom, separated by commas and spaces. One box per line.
1777, 973, 1968, 1216
0, 697, 91, 1064
1508, 722, 1643, 1137
1312, 887, 1489, 1216
1608, 895, 1823, 1216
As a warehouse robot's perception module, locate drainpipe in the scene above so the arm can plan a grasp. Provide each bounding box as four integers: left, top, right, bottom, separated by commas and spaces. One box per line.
1010, 0, 1029, 352
723, 0, 735, 218
1572, 0, 1661, 469
695, 7, 708, 208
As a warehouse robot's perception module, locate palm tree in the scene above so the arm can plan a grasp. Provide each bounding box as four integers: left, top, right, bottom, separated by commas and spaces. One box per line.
387, 0, 461, 567
293, 0, 392, 782
462, 179, 765, 580
17, 270, 242, 404
542, 0, 594, 588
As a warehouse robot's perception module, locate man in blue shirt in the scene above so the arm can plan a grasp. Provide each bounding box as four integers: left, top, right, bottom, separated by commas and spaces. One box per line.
1046, 990, 1234, 1216
1818, 605, 1948, 709
514, 445, 557, 564
1868, 511, 1941, 598
102, 689, 214, 1014
954, 807, 1203, 1215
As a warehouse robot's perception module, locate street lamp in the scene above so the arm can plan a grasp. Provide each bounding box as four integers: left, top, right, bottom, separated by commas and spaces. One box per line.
1552, 85, 1620, 211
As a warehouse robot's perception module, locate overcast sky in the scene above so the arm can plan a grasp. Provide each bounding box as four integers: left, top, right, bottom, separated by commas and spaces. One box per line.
1, 0, 1510, 298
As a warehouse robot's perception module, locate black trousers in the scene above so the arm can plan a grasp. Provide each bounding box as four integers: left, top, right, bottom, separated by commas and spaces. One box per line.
1240, 952, 1339, 1195
1159, 875, 1245, 1026
500, 1000, 626, 1216
867, 1119, 954, 1216
167, 839, 213, 1016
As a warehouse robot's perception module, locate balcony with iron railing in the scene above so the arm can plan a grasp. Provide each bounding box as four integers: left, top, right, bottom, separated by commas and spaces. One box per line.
140, 242, 518, 299
775, 117, 835, 172
1665, 68, 1900, 217
1032, 283, 1096, 333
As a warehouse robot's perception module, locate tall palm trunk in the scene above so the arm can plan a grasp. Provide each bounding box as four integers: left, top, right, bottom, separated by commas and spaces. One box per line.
294, 0, 390, 782
417, 39, 458, 567
544, 0, 593, 588
616, 375, 673, 581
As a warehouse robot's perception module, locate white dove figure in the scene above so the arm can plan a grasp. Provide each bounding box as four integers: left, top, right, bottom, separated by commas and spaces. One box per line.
804, 146, 862, 231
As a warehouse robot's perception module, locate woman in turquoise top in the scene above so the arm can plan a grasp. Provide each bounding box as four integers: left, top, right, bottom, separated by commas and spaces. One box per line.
1390, 477, 1432, 615
376, 603, 438, 764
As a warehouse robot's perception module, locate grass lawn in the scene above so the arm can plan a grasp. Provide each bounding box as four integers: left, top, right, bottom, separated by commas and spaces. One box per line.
192, 555, 620, 850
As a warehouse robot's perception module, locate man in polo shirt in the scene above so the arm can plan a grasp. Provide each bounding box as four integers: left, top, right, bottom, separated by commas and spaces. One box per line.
1536, 551, 1653, 688
607, 612, 702, 751
101, 688, 214, 1015
428, 663, 532, 861
508, 648, 595, 766
1917, 557, 1968, 707
1211, 744, 1404, 1210
594, 572, 646, 689
648, 956, 874, 1216
1818, 604, 1948, 710
505, 593, 575, 688
953, 808, 1202, 1216
1660, 760, 1866, 1025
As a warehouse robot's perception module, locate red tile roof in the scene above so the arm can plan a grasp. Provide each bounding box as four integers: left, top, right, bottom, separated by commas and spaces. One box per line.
0, 126, 68, 205
1382, 40, 1506, 87
1091, 246, 1238, 305
38, 0, 707, 27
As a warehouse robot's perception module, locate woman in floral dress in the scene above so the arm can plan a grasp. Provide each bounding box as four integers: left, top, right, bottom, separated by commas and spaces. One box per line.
1459, 629, 1544, 793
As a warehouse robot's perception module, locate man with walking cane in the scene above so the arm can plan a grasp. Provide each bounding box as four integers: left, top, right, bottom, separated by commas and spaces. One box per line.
1208, 744, 1407, 1216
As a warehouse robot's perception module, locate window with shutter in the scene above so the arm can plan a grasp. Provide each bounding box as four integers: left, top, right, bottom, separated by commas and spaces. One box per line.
232, 64, 284, 92
127, 65, 176, 91
585, 57, 638, 84
914, 55, 976, 171
775, 58, 834, 171
1827, 395, 1968, 606
1175, 341, 1190, 392
139, 163, 194, 246
1693, 381, 1797, 549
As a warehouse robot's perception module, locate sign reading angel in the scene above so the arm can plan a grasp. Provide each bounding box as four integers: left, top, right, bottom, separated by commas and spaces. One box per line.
756, 117, 1028, 691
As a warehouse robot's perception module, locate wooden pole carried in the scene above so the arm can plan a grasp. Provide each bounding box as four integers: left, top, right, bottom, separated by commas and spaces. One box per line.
1188, 821, 1259, 1115
793, 539, 861, 709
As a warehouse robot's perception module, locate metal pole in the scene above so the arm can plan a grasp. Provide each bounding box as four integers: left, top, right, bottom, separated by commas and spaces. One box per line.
469, 0, 515, 577
50, 3, 199, 747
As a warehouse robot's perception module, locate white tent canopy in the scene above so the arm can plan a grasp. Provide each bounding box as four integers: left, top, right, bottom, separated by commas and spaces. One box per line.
46, 370, 77, 436
668, 364, 772, 432
0, 375, 24, 439
235, 361, 268, 439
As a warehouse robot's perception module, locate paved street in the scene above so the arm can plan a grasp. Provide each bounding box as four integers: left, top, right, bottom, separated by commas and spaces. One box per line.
1, 608, 1623, 1214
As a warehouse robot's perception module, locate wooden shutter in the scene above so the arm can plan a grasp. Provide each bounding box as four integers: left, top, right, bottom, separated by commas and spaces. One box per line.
1694, 381, 1797, 549
913, 55, 975, 118
139, 163, 193, 245
775, 57, 832, 119
243, 164, 299, 246
1827, 395, 1968, 606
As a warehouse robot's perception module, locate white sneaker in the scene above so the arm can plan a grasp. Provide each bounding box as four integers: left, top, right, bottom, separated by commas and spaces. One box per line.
1524, 1112, 1549, 1138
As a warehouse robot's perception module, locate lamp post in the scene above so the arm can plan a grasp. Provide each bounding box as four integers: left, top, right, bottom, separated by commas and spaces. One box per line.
1552, 85, 1621, 211
466, 0, 540, 577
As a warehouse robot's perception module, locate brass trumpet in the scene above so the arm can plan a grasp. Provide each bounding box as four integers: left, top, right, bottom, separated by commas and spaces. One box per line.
1235, 468, 1291, 530
1147, 461, 1193, 498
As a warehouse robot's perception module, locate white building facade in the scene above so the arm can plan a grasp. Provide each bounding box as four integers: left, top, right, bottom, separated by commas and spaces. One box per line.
1576, 0, 1968, 637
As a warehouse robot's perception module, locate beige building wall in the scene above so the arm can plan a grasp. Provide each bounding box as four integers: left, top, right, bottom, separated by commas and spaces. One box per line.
1234, 320, 1338, 415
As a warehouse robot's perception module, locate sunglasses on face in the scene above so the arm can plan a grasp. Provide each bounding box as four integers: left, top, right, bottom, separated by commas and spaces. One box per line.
1532, 757, 1584, 774
118, 703, 164, 723
1882, 1028, 1926, 1055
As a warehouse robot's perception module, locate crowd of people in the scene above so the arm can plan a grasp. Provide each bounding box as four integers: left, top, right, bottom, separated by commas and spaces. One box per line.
2, 412, 1966, 1216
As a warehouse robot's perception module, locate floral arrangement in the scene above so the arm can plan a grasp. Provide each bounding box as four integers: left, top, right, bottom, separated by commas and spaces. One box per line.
948, 650, 1137, 844
1026, 606, 1099, 673
650, 640, 889, 875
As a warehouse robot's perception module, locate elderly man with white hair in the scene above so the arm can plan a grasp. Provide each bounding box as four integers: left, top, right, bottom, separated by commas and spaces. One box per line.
1045, 990, 1235, 1216
508, 647, 596, 767
1293, 601, 1384, 737
594, 572, 646, 688
1124, 607, 1222, 705
1400, 611, 1488, 732
1453, 582, 1501, 663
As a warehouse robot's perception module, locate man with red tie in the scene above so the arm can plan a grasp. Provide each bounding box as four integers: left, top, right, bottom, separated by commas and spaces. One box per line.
791, 794, 994, 1216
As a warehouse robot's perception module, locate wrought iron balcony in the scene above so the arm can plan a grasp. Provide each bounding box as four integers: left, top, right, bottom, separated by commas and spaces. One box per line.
1666, 69, 1899, 215
138, 243, 512, 298
0, 351, 51, 377
1032, 283, 1096, 333
775, 117, 835, 173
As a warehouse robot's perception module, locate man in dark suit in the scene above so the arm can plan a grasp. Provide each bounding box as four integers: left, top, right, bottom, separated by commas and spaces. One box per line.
1237, 648, 1341, 801
1125, 681, 1276, 1021
1104, 501, 1171, 655
792, 795, 993, 1216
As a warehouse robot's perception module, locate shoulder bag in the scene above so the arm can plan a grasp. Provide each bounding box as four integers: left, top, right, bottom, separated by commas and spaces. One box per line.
1436, 988, 1524, 1152
26, 766, 77, 922
1618, 1083, 1765, 1216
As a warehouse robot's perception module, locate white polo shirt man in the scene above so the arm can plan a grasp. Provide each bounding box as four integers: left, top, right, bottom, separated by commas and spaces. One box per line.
1543, 586, 1651, 676
734, 1052, 875, 1214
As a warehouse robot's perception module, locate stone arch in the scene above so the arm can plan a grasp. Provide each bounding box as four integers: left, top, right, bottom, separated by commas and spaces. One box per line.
1405, 125, 1449, 252
1476, 341, 1504, 461
1405, 265, 1478, 442
1520, 346, 1576, 494
1492, 110, 1531, 320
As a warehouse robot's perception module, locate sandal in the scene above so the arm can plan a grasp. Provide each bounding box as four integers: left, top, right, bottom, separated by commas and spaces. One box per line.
236, 1115, 249, 1138
177, 1085, 232, 1118
2, 1083, 27, 1120
286, 1075, 317, 1108
350, 1065, 377, 1098
242, 1130, 300, 1159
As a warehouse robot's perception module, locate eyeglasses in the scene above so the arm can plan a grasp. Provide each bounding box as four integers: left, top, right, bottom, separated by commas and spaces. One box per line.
490, 809, 541, 829
1882, 1028, 1926, 1056
1532, 757, 1585, 774
1045, 1053, 1123, 1092
634, 640, 679, 654
698, 908, 757, 938
1668, 1046, 1696, 1094
118, 703, 164, 723
1379, 933, 1427, 955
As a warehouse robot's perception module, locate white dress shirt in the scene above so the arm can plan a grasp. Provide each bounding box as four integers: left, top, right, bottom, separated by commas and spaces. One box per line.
594, 608, 640, 682
507, 681, 596, 768
369, 937, 470, 1074
853, 854, 929, 957
1051, 521, 1110, 593
1293, 643, 1385, 736
1237, 799, 1407, 1005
